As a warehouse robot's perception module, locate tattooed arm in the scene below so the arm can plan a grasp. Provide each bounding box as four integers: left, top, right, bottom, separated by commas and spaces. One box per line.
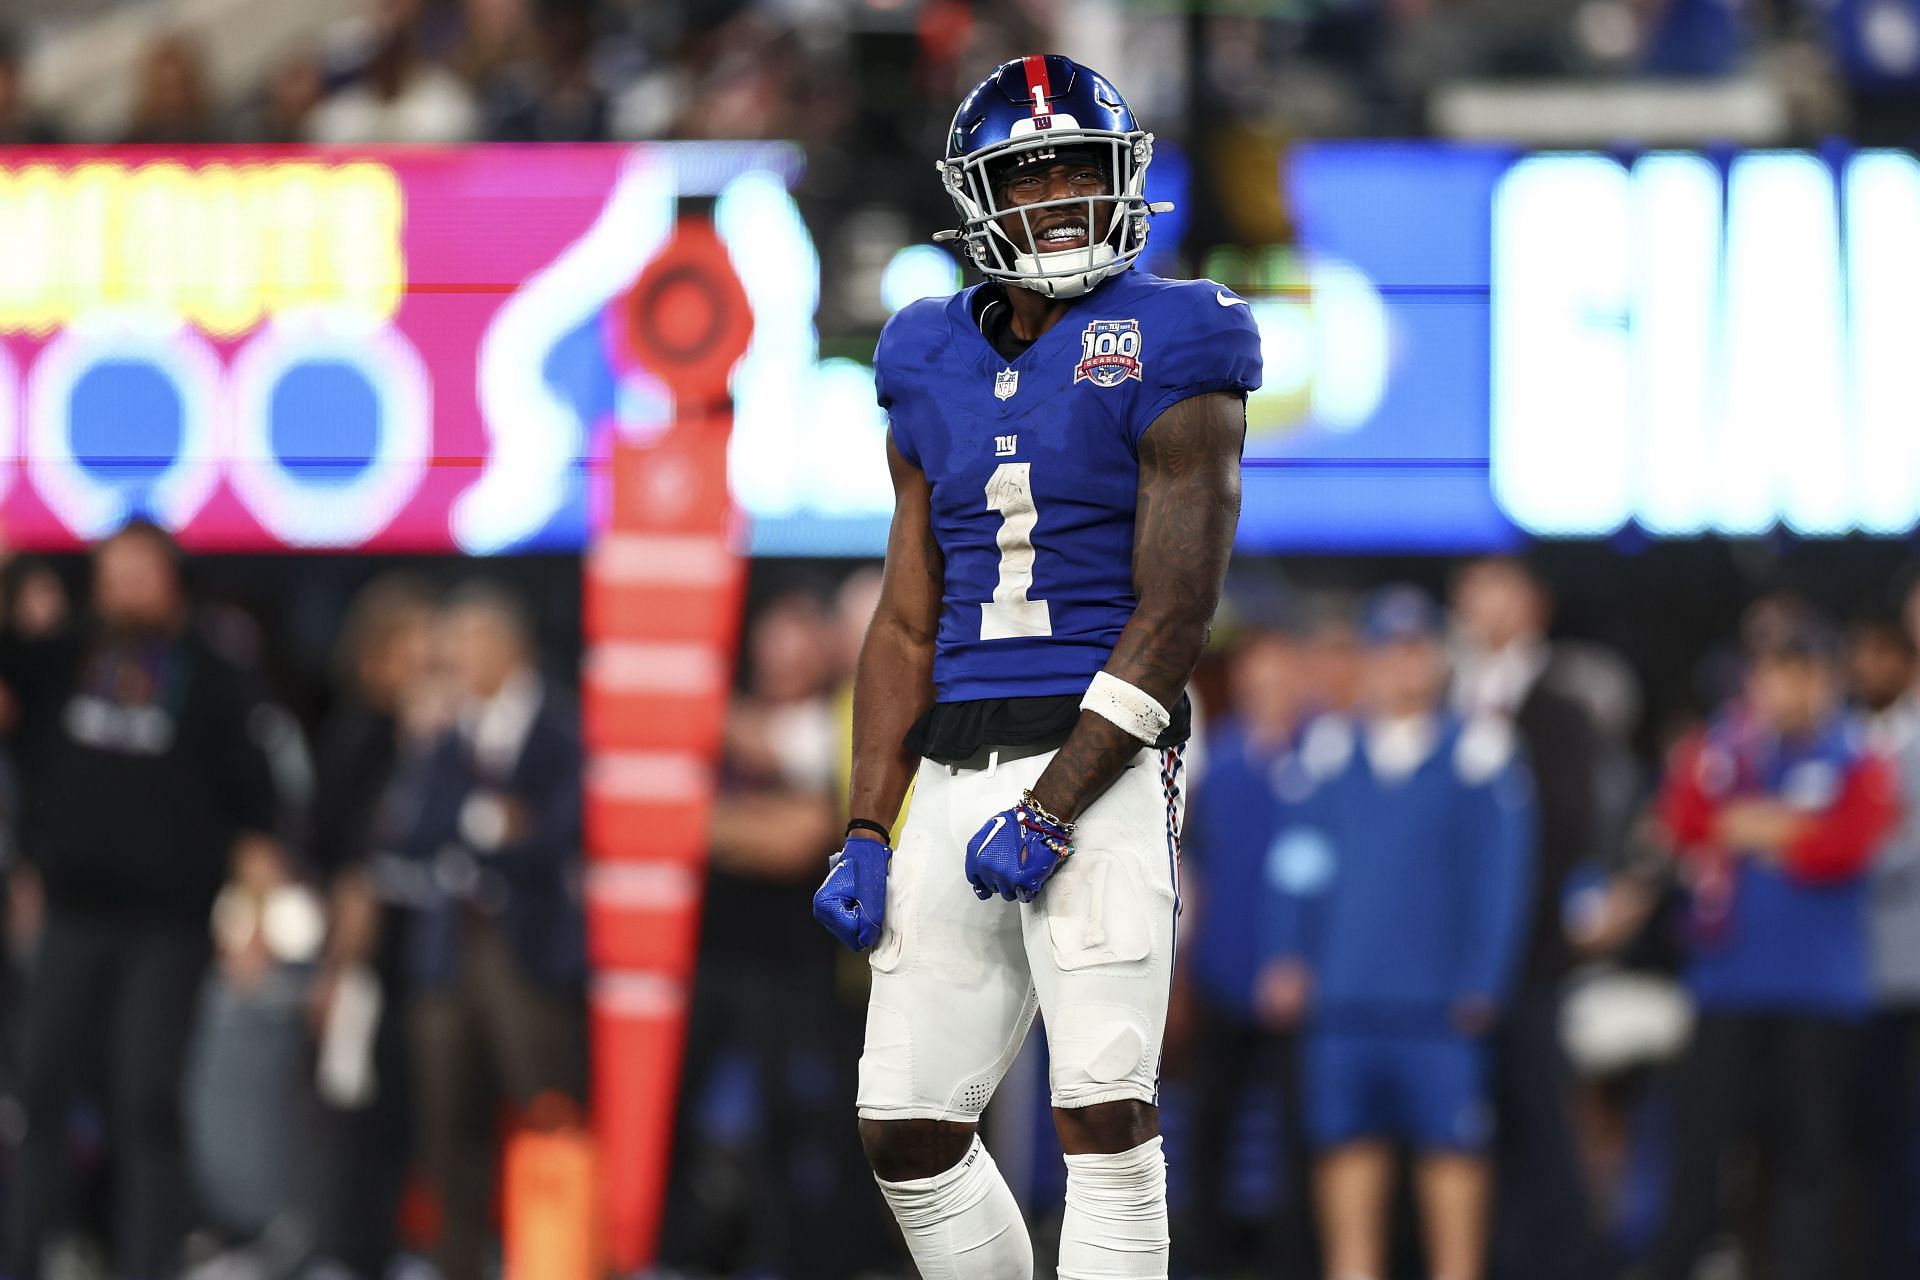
1028, 391, 1246, 822
846, 437, 944, 831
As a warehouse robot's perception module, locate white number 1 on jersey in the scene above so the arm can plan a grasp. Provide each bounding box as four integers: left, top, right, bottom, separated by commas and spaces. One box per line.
981, 462, 1053, 640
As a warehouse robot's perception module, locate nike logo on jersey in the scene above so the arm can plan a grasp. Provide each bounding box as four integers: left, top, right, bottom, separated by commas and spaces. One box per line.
1215, 290, 1250, 308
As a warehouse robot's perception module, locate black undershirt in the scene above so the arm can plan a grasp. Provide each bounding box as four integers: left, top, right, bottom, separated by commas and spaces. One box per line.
903, 283, 1191, 765
904, 692, 1193, 765
973, 283, 1034, 362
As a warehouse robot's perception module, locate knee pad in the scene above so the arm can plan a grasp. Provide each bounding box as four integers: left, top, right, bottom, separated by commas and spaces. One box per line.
877, 1135, 1033, 1279
1058, 1135, 1169, 1280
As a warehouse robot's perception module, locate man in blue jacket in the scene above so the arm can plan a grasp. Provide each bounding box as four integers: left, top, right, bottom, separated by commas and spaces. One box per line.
1259, 585, 1536, 1280
1179, 614, 1317, 1277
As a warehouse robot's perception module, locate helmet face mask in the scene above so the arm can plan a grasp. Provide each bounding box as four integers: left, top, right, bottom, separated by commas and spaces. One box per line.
937, 57, 1160, 300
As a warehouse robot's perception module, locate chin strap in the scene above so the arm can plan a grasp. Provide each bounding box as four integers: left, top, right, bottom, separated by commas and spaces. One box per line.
1006, 243, 1119, 299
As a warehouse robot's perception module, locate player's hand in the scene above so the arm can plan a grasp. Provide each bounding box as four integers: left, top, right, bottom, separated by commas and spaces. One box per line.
965, 799, 1073, 903
812, 835, 891, 951
1714, 800, 1802, 857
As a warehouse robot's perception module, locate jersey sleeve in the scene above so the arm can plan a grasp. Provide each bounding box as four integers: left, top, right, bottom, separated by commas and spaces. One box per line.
1779, 751, 1900, 884
1133, 280, 1264, 446
874, 304, 923, 469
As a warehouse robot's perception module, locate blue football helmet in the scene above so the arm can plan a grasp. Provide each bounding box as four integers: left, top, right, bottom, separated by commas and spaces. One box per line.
935, 55, 1170, 299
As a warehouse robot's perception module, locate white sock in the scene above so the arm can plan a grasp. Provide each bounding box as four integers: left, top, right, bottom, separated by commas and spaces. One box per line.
1057, 1135, 1170, 1279
876, 1135, 1033, 1280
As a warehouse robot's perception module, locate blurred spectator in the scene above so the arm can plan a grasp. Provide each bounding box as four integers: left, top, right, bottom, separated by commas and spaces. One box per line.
829, 567, 885, 819
0, 553, 66, 1228
718, 591, 837, 793
391, 581, 585, 1280
1860, 599, 1920, 1280
0, 553, 69, 890
1649, 608, 1899, 1280
303, 574, 439, 1280
1551, 640, 1652, 872
664, 591, 869, 1275
452, 0, 539, 90
666, 14, 806, 141
180, 871, 331, 1261
487, 0, 610, 142
1176, 621, 1318, 1278
1449, 556, 1608, 1280
124, 33, 222, 145
1850, 613, 1914, 737
0, 28, 57, 145
1, 558, 71, 643
1301, 596, 1366, 716
0, 521, 284, 1280
1260, 585, 1535, 1280
1637, 0, 1757, 77
236, 52, 328, 143
309, 0, 481, 145
1546, 644, 1673, 1253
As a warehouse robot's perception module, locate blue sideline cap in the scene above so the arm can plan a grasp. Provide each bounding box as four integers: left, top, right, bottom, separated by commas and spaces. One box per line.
1361, 584, 1444, 646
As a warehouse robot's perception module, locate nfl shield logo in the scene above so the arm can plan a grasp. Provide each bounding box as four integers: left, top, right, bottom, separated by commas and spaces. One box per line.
994, 368, 1019, 400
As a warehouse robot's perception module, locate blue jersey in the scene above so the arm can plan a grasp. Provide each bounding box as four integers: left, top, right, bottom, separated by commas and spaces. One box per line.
1265, 713, 1537, 1029
1677, 708, 1885, 1015
875, 271, 1262, 702
1184, 716, 1302, 1017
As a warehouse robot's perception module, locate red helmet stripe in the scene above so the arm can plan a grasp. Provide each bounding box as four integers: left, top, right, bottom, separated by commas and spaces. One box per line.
1021, 54, 1050, 115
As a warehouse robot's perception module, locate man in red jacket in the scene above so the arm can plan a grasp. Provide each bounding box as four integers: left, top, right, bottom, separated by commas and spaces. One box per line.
1649, 609, 1900, 1280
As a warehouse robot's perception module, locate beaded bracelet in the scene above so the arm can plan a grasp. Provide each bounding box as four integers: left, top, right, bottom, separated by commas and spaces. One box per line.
1018, 790, 1074, 833
1017, 790, 1076, 857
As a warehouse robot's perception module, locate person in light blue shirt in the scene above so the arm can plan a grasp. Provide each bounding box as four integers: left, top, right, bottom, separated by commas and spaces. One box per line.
1259, 585, 1536, 1280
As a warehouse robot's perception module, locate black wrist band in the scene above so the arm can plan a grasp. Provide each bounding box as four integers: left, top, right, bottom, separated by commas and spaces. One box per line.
846, 818, 892, 845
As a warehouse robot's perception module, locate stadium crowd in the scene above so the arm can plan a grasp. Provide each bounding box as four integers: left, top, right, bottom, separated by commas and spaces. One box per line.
9, 0, 1920, 308
7, 0, 1920, 147
0, 532, 591, 1280
664, 554, 1920, 1280
7, 521, 1920, 1280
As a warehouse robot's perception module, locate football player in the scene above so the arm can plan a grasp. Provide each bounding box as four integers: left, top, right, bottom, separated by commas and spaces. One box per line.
813, 55, 1262, 1278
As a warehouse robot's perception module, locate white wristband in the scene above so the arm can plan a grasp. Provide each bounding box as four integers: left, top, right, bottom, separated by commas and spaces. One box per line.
1080, 671, 1170, 746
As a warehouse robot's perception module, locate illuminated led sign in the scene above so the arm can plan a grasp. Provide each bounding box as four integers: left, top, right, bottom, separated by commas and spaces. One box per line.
1245, 142, 1920, 549
0, 145, 821, 553
0, 161, 404, 336
1493, 149, 1920, 537
9, 143, 1917, 556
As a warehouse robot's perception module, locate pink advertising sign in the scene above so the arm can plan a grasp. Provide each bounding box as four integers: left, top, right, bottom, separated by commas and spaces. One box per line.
0, 143, 803, 553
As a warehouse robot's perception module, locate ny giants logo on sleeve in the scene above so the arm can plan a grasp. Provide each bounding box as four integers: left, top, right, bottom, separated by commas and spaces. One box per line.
1074, 318, 1143, 388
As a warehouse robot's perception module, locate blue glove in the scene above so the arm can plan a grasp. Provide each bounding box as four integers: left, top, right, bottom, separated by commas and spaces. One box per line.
813, 834, 891, 951
965, 796, 1074, 903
